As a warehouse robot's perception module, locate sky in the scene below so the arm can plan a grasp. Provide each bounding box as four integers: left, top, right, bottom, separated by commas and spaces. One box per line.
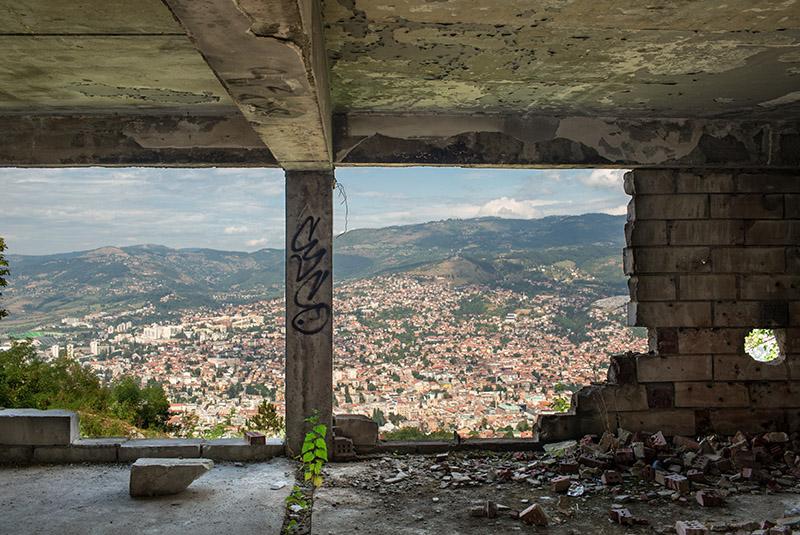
0, 167, 630, 255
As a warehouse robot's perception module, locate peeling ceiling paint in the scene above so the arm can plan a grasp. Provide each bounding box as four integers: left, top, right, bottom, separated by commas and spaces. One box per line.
324, 0, 800, 118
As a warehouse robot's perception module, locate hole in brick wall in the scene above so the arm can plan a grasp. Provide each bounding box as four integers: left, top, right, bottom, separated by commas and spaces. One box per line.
744, 328, 786, 364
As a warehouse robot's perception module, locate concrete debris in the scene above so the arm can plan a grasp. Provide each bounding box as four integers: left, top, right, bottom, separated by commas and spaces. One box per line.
129, 458, 213, 497
383, 471, 409, 484
468, 500, 498, 518
320, 426, 800, 532
675, 520, 708, 535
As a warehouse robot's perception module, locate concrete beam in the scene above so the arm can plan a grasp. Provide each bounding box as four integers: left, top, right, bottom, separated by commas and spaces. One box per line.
285, 169, 334, 456
164, 0, 333, 171
334, 114, 800, 169
0, 112, 276, 167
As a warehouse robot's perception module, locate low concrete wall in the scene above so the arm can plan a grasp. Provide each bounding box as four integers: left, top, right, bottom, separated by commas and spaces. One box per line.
0, 409, 285, 464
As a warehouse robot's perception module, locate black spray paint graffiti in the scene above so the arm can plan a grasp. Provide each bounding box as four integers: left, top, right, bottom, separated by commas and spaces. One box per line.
290, 215, 331, 335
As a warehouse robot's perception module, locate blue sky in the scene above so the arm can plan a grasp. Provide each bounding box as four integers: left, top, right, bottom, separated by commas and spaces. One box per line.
0, 167, 629, 255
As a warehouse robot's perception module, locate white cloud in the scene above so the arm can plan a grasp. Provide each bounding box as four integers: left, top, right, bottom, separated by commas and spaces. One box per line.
224, 225, 249, 234
477, 197, 560, 219
245, 238, 269, 247
580, 169, 626, 189
602, 204, 629, 216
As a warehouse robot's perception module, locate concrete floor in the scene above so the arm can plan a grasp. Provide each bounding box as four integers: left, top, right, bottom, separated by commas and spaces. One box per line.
0, 459, 295, 535
311, 458, 795, 535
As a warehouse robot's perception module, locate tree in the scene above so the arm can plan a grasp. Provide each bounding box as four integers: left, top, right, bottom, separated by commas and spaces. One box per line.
371, 407, 386, 427
245, 399, 284, 437
0, 237, 8, 321
111, 376, 170, 431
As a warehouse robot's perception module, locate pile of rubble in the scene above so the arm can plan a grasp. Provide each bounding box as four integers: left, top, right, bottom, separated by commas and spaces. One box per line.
341, 428, 800, 533
537, 428, 800, 533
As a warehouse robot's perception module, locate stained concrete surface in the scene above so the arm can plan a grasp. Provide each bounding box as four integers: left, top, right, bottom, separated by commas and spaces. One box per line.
0, 458, 295, 535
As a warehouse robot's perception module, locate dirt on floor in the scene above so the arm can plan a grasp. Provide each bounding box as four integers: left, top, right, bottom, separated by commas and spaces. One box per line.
310, 439, 800, 535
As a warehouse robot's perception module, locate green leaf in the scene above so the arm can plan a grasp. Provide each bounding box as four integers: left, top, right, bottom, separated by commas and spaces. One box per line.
301, 441, 314, 454
317, 449, 328, 462
314, 438, 326, 449
313, 424, 327, 436
304, 471, 312, 481
304, 432, 316, 442
312, 475, 323, 487
302, 451, 315, 462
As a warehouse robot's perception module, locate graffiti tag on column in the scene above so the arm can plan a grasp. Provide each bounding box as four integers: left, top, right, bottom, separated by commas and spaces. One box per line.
290, 215, 331, 335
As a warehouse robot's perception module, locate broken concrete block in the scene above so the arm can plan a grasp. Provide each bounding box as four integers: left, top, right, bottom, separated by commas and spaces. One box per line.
675, 520, 708, 535
0, 409, 78, 446
333, 414, 378, 452
129, 458, 213, 497
519, 503, 548, 526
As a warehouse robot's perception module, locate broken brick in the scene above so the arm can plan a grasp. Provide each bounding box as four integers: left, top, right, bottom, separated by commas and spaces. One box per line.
244, 431, 266, 445
519, 503, 548, 526
650, 431, 668, 449
673, 436, 700, 451
601, 470, 622, 486
558, 461, 579, 474
614, 448, 635, 465
608, 508, 634, 526
550, 476, 571, 493
578, 454, 608, 469
695, 490, 723, 507
686, 469, 706, 483
665, 474, 690, 494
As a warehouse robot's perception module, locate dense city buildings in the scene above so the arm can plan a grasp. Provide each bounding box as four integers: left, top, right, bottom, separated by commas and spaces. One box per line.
2, 272, 645, 438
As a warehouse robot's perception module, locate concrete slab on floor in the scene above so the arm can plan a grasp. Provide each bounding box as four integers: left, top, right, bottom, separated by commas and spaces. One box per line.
0, 458, 295, 535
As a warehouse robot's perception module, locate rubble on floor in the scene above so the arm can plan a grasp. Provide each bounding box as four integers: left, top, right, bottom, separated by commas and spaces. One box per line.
327, 428, 800, 534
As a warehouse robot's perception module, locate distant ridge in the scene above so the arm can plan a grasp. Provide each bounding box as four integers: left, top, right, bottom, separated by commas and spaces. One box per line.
2, 214, 626, 332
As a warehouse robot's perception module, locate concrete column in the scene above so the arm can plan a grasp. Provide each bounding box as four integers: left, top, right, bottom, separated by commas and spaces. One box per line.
284, 170, 334, 456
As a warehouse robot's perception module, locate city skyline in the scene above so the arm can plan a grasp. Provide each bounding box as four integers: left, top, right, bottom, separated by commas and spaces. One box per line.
1, 167, 628, 255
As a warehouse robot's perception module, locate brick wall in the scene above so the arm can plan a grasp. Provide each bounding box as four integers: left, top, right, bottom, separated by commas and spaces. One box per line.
537, 169, 800, 441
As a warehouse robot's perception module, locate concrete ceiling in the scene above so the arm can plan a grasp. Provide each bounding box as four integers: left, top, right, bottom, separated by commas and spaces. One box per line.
0, 0, 798, 169
325, 0, 800, 118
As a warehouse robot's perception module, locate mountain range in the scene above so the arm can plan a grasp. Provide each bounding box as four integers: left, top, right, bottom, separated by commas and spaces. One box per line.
1, 214, 626, 333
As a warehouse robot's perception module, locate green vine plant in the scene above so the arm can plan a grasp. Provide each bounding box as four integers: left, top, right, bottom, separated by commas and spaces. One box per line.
300, 413, 328, 488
